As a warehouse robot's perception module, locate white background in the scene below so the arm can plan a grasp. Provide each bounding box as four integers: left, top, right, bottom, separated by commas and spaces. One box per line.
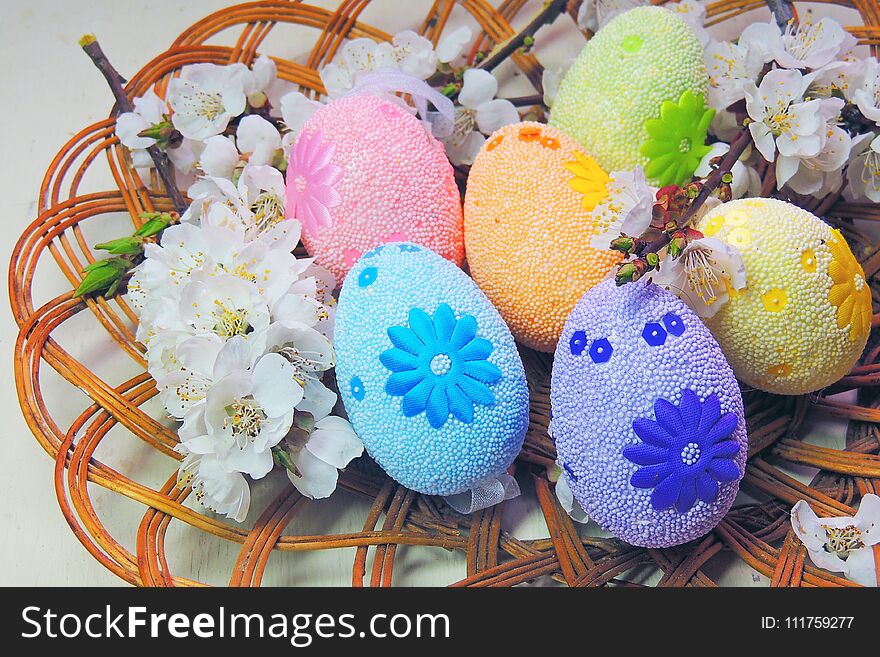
0, 0, 858, 586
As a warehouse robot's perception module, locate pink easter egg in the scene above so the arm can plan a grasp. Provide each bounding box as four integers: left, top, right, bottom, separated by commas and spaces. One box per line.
285, 95, 464, 282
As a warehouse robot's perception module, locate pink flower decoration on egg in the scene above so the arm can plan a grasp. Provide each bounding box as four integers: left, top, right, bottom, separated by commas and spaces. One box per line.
285, 130, 342, 235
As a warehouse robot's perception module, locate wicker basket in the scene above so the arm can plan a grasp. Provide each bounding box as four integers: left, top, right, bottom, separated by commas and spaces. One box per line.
10, 0, 880, 587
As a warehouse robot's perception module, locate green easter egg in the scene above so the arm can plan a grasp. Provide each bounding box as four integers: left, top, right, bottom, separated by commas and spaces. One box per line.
550, 6, 712, 186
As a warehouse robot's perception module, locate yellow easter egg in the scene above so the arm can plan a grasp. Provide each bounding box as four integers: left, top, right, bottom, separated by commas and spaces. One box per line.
464, 122, 622, 352
695, 198, 871, 394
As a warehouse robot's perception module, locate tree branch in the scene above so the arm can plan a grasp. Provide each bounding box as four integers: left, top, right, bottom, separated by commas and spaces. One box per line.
477, 0, 568, 75
642, 127, 753, 256
80, 35, 187, 214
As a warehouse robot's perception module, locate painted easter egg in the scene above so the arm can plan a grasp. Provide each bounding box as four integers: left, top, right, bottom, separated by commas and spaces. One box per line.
285, 95, 463, 282
464, 122, 622, 352
551, 280, 747, 548
692, 198, 871, 395
334, 242, 529, 496
550, 6, 711, 186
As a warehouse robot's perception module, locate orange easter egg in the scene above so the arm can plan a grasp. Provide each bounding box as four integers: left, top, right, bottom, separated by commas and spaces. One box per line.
464, 122, 622, 352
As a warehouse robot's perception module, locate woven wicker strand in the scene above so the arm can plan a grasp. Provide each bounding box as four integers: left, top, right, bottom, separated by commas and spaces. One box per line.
9, 0, 880, 587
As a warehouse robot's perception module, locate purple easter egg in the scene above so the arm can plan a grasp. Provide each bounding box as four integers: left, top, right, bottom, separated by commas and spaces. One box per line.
550, 279, 747, 547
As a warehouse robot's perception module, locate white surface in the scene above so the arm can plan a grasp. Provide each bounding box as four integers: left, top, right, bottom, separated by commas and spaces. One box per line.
0, 0, 855, 587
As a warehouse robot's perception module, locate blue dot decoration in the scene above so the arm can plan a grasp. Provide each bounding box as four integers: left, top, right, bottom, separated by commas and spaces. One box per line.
358, 266, 378, 288
589, 338, 613, 363
663, 312, 685, 336
570, 330, 588, 356
642, 322, 667, 346
350, 376, 366, 401
334, 242, 529, 496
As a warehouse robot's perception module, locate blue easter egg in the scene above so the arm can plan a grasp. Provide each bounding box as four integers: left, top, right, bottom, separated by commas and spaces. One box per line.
335, 243, 529, 496
550, 280, 747, 547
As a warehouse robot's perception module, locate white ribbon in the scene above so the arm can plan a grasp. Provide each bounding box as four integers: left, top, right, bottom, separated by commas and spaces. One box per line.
345, 68, 456, 139
443, 472, 521, 514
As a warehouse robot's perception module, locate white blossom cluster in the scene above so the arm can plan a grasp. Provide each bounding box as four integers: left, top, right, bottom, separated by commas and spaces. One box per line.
127, 174, 363, 521
118, 54, 368, 521
701, 11, 880, 200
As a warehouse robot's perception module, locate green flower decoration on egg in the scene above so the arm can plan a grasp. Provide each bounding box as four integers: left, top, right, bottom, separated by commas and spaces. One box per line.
641, 91, 715, 187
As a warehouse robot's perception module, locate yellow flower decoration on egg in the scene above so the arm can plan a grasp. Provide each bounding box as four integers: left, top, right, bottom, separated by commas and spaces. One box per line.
827, 229, 872, 341
564, 152, 610, 211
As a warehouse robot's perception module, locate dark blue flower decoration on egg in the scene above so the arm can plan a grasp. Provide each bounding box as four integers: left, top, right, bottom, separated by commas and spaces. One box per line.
662, 312, 685, 336
379, 304, 501, 428
623, 390, 741, 513
589, 338, 612, 363
642, 322, 667, 346
570, 330, 588, 356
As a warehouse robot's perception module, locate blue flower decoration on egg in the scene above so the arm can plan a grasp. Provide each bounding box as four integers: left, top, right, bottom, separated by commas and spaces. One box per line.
379, 303, 501, 428
623, 390, 741, 514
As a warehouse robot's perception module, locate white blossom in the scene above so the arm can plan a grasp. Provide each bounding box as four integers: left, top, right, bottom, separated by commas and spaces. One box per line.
589, 166, 656, 249
436, 26, 472, 64
167, 63, 251, 140
650, 237, 747, 318
704, 39, 764, 111
743, 68, 826, 162
236, 114, 282, 166
791, 495, 880, 587
286, 416, 363, 499
846, 132, 880, 202
443, 68, 519, 165
745, 17, 857, 71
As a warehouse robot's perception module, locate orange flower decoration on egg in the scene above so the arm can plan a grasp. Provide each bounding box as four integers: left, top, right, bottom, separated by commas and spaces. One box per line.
827, 229, 872, 341
564, 152, 610, 211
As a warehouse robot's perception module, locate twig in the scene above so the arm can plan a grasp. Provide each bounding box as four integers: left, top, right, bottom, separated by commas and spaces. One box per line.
79, 35, 187, 214
641, 127, 753, 256
766, 0, 796, 30
477, 0, 567, 75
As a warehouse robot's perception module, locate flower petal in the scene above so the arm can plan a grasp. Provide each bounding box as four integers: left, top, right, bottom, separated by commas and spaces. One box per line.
289, 446, 340, 499
458, 337, 493, 362
630, 462, 673, 489
408, 307, 437, 343
388, 325, 424, 354
651, 474, 682, 511
632, 417, 674, 447
253, 353, 303, 417
433, 303, 457, 343
448, 313, 477, 350
707, 439, 741, 460
459, 68, 497, 109
305, 416, 364, 468
841, 547, 878, 586
706, 412, 739, 444
425, 386, 450, 428
386, 368, 426, 397
458, 376, 495, 406
475, 99, 520, 135
654, 397, 684, 435
679, 389, 702, 429
675, 478, 698, 513
707, 458, 740, 482
622, 443, 670, 466
697, 394, 721, 434
379, 347, 419, 373
460, 359, 502, 384
447, 384, 474, 423
696, 471, 719, 503
402, 378, 433, 416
